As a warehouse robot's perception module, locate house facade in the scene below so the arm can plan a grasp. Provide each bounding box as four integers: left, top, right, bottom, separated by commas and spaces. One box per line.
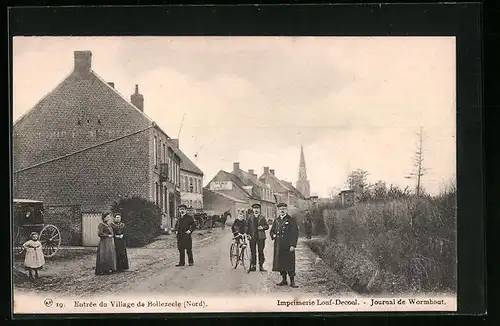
205, 162, 277, 219
13, 50, 181, 245
169, 139, 204, 210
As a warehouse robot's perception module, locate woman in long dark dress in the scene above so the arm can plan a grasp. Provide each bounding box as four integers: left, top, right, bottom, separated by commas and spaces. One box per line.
111, 213, 129, 271
95, 213, 117, 275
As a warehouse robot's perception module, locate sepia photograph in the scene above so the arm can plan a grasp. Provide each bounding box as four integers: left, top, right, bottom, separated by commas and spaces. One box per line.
11, 36, 457, 313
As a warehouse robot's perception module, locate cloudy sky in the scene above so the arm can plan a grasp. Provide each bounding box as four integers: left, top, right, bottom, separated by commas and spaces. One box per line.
12, 36, 456, 197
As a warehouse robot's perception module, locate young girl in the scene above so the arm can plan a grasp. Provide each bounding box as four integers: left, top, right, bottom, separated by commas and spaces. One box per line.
231, 211, 248, 246
95, 213, 117, 275
22, 232, 45, 281
111, 213, 129, 272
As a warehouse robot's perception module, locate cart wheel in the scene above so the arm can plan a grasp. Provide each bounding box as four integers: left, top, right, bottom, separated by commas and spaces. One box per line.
230, 243, 239, 268
240, 245, 248, 271
40, 224, 61, 258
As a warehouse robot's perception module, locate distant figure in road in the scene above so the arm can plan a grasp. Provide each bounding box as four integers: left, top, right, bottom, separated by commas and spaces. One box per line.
231, 211, 248, 246
22, 231, 45, 281
174, 204, 196, 267
304, 211, 313, 240
270, 203, 299, 288
246, 203, 269, 272
95, 213, 117, 275
111, 213, 129, 272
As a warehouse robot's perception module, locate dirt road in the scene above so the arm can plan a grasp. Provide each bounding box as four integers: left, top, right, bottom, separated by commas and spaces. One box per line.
14, 227, 353, 298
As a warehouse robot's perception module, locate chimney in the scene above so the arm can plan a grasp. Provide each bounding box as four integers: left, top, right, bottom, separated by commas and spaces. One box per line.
74, 51, 92, 74
248, 169, 254, 175
233, 162, 240, 173
170, 139, 179, 148
130, 84, 144, 112
264, 166, 269, 174
270, 169, 275, 175
107, 82, 115, 88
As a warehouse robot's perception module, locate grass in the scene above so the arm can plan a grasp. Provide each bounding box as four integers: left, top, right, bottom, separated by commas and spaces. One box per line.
307, 187, 456, 295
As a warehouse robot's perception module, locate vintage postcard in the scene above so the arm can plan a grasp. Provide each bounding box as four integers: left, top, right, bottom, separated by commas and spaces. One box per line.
11, 36, 457, 314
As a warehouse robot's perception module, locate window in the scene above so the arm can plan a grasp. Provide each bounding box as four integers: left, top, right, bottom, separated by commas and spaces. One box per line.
168, 157, 173, 182
162, 143, 166, 163
198, 179, 202, 193
163, 186, 166, 212
175, 163, 179, 186
153, 136, 158, 167
189, 177, 194, 192
155, 182, 159, 205
159, 139, 162, 163
189, 200, 192, 208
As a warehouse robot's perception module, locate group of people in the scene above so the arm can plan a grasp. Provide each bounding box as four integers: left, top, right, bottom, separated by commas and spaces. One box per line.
95, 213, 129, 275
231, 202, 300, 288
172, 201, 300, 288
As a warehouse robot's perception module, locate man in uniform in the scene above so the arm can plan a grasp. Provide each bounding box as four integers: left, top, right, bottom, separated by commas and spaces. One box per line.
270, 203, 299, 288
246, 203, 269, 272
174, 204, 196, 267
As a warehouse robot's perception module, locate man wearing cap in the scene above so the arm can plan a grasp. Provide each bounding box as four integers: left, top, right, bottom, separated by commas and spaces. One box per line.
270, 203, 299, 288
174, 204, 196, 267
246, 203, 269, 272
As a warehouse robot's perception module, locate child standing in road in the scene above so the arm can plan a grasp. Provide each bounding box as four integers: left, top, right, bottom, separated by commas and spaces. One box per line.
22, 232, 45, 281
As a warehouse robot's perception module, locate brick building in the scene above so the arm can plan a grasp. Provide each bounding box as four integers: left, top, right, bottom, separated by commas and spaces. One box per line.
205, 162, 277, 219
169, 139, 204, 209
13, 50, 181, 245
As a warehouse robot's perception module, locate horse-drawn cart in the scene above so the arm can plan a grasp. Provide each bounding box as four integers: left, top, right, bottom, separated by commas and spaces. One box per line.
12, 199, 61, 258
189, 208, 230, 230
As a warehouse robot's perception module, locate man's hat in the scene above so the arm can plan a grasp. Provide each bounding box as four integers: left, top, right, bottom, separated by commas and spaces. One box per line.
277, 203, 288, 208
178, 204, 188, 209
251, 203, 261, 209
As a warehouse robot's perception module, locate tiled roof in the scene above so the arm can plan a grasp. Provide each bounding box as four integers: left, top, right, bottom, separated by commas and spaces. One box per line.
13, 68, 174, 142
260, 172, 292, 193
169, 144, 203, 175
203, 188, 248, 204
281, 180, 306, 199
237, 169, 268, 189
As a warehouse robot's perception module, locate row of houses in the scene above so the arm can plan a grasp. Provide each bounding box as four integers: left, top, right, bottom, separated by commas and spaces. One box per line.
12, 50, 204, 245
12, 50, 311, 246
203, 162, 310, 219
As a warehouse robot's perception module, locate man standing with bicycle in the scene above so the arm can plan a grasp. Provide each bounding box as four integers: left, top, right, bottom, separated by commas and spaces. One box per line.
246, 203, 269, 272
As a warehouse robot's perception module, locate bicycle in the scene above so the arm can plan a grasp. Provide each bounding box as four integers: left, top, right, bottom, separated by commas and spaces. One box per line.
229, 233, 251, 270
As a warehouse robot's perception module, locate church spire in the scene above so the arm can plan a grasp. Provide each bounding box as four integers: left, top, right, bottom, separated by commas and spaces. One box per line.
296, 145, 311, 198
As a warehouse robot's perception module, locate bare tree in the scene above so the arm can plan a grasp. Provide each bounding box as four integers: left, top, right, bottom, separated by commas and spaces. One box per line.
405, 126, 427, 197
346, 169, 370, 202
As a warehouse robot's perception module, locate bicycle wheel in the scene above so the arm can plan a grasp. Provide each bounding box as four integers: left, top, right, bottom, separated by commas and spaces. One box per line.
230, 243, 239, 268
240, 245, 249, 271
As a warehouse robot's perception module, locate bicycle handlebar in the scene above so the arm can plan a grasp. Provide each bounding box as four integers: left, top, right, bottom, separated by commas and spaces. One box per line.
233, 233, 251, 241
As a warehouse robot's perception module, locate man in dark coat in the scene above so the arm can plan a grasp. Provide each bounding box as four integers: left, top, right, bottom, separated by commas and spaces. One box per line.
304, 211, 313, 240
246, 203, 269, 272
174, 204, 196, 267
270, 203, 299, 288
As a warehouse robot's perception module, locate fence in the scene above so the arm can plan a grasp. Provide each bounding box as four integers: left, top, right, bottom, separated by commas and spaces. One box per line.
43, 205, 82, 246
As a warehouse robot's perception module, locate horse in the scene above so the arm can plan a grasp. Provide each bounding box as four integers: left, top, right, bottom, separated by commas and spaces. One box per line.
210, 211, 230, 228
